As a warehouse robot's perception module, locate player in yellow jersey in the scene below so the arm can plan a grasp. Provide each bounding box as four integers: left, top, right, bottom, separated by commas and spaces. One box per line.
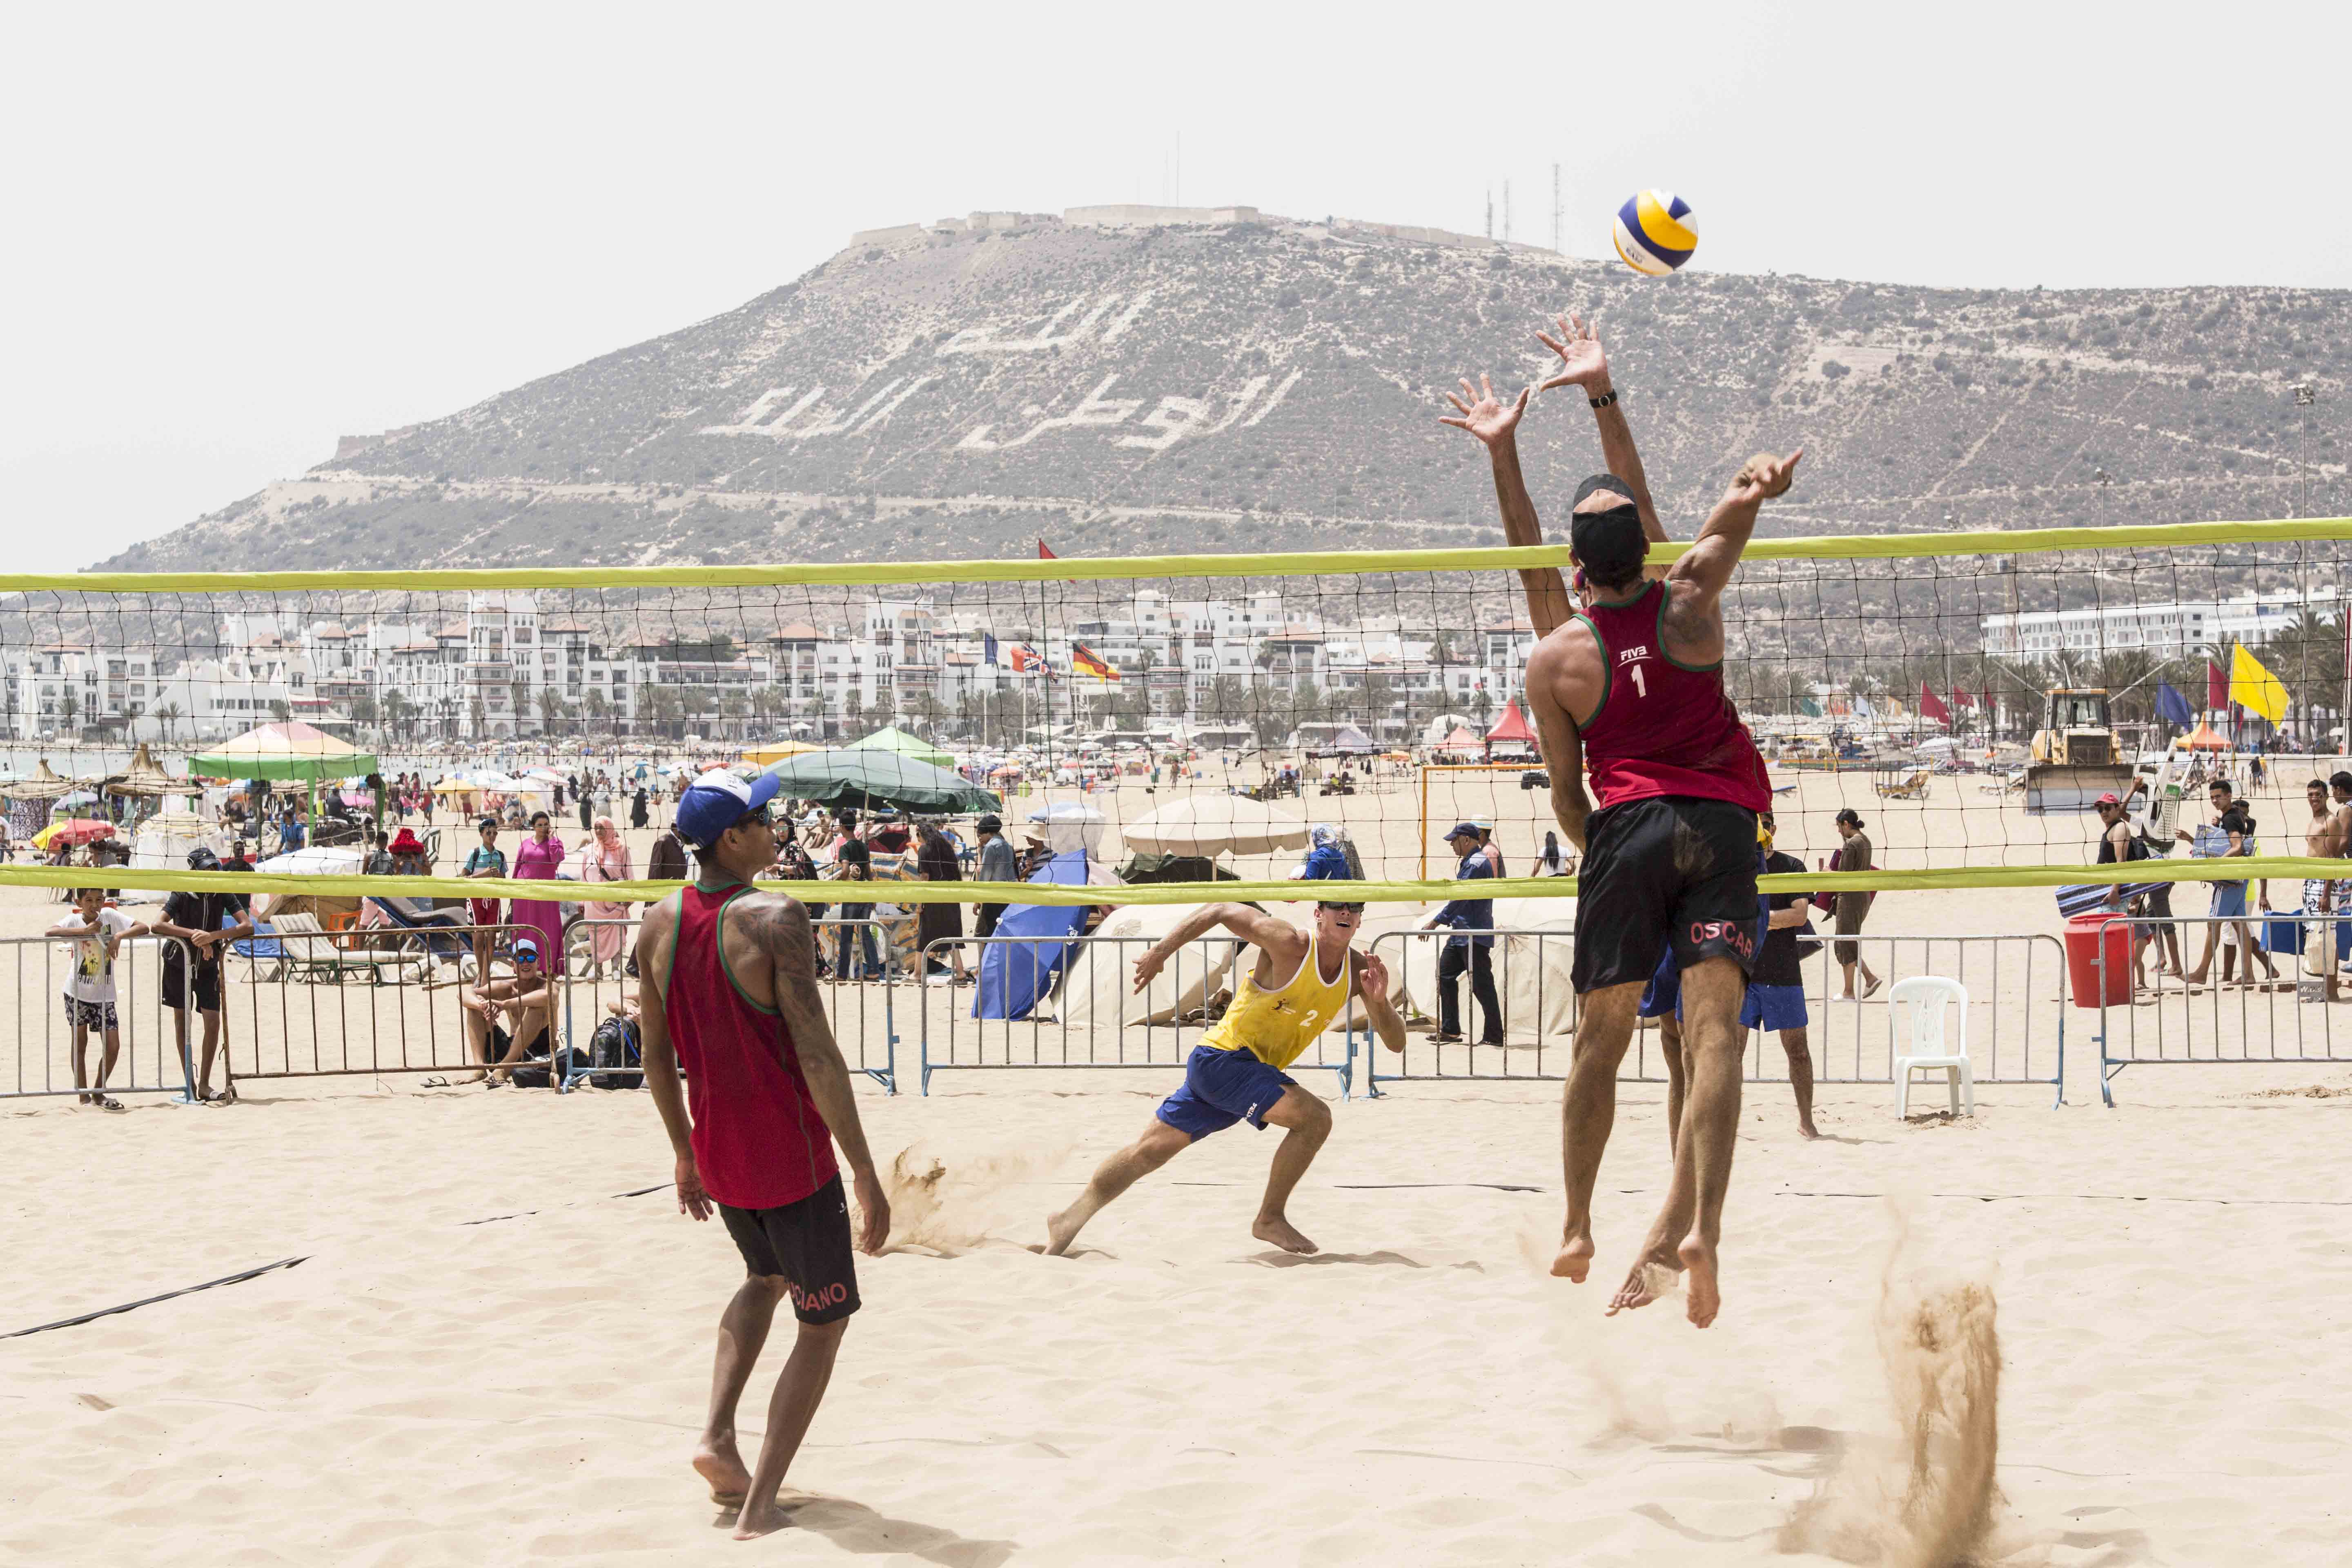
1045, 901, 1406, 1257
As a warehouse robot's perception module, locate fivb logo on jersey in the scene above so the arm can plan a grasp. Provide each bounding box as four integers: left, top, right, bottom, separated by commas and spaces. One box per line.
1616, 645, 1650, 666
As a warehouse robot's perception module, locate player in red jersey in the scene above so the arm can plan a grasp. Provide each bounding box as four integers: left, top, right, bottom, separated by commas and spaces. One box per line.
636, 771, 891, 1538
1445, 312, 1799, 1328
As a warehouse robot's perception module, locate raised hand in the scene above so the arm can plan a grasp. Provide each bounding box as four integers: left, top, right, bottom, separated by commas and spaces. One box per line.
1359, 953, 1390, 1004
1535, 312, 1609, 392
1439, 374, 1531, 449
1728, 448, 1804, 504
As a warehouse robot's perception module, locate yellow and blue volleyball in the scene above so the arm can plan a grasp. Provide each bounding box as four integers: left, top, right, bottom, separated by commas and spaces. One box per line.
1612, 189, 1697, 276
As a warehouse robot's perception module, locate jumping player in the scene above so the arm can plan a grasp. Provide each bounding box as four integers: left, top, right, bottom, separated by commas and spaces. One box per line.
1045, 901, 1405, 1258
1444, 310, 1798, 1327
634, 771, 891, 1539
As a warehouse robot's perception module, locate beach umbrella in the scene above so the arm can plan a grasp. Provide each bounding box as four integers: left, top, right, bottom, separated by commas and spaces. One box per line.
33, 819, 115, 850
5, 758, 77, 802
845, 725, 956, 770
1121, 795, 1310, 858
758, 748, 1001, 814
254, 846, 365, 876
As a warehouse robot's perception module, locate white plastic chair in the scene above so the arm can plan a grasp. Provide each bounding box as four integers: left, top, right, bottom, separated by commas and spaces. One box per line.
1890, 976, 1975, 1118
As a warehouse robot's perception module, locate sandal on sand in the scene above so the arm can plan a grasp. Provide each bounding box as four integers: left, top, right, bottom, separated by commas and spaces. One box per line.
419, 1076, 452, 1089
94, 1094, 125, 1112
1862, 976, 1884, 1000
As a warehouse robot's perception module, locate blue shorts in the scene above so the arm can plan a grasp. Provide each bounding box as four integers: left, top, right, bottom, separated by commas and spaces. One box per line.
2209, 883, 2248, 919
1636, 946, 1680, 1020
1156, 1044, 1296, 1140
1739, 983, 1809, 1033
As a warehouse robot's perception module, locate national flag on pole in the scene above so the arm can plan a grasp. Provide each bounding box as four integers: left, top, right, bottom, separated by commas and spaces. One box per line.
1008, 642, 1045, 674
2156, 681, 2195, 728
983, 633, 1000, 667
2207, 660, 2230, 712
1979, 688, 1993, 715
1919, 682, 1951, 725
2229, 642, 2289, 722
1071, 642, 1119, 682
1952, 687, 1976, 708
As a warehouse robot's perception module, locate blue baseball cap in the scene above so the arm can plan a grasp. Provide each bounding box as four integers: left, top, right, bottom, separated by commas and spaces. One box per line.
677, 770, 784, 850
1445, 822, 1482, 841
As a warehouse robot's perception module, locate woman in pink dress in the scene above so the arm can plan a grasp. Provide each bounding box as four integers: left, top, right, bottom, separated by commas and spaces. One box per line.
583, 815, 632, 976
510, 812, 568, 977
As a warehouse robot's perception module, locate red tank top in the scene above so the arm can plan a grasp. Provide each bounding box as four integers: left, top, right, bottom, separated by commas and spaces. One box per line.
1573, 581, 1770, 813
661, 882, 838, 1209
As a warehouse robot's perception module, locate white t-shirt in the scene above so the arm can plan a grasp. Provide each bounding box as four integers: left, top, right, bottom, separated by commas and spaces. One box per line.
59, 907, 136, 1002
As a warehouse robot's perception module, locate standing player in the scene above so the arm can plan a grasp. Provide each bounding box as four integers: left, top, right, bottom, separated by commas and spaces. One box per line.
634, 771, 891, 1539
1045, 901, 1405, 1258
1443, 310, 1798, 1327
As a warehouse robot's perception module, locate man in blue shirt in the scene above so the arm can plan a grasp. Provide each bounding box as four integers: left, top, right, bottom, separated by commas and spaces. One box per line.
1423, 822, 1502, 1044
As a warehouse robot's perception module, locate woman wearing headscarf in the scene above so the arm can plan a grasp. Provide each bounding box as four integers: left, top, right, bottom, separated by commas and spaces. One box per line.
581, 814, 632, 976
510, 812, 568, 977
914, 822, 969, 983
629, 785, 649, 831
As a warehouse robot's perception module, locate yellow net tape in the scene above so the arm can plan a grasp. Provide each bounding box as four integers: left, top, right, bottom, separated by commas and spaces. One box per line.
4, 517, 2347, 594
4, 859, 2334, 906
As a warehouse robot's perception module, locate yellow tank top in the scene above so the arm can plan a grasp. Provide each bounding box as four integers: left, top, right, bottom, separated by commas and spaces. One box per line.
1200, 932, 1350, 1070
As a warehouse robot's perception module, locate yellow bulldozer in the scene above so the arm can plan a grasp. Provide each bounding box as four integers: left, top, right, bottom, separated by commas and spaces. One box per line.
2025, 688, 2134, 814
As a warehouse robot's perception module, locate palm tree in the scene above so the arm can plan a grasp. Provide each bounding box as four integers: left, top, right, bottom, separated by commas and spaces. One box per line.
154, 702, 182, 743
582, 689, 610, 734
468, 695, 488, 736
537, 687, 569, 735
269, 697, 292, 724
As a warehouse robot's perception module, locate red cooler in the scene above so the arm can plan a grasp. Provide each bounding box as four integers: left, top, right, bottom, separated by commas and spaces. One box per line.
2064, 913, 2132, 1008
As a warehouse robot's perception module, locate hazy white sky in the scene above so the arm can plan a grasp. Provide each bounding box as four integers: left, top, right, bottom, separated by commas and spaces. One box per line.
4, 0, 2345, 573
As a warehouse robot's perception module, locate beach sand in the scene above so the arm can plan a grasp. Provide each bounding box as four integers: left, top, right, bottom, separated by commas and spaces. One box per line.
6, 768, 2350, 1563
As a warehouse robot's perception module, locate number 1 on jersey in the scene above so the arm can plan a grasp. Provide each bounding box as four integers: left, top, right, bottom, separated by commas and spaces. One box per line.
1629, 662, 1647, 699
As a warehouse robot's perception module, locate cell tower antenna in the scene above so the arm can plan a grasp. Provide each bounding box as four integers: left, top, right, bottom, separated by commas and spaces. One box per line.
1551, 163, 1561, 253
1503, 180, 1512, 243
1485, 185, 1492, 240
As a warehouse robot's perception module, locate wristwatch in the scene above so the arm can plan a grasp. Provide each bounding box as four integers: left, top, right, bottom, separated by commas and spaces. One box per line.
1589, 390, 1617, 410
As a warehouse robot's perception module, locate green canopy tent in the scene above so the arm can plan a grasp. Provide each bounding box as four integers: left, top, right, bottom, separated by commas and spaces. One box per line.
187, 721, 381, 826
760, 748, 1000, 815
845, 725, 956, 771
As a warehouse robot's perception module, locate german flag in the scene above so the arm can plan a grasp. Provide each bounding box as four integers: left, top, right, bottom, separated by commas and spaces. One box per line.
1071, 642, 1119, 682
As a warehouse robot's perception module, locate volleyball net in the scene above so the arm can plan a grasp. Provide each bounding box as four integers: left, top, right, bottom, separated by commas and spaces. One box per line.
4, 514, 2350, 909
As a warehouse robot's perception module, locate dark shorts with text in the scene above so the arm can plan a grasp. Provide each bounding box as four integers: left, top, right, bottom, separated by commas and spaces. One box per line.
718, 1174, 861, 1325
1573, 795, 1761, 995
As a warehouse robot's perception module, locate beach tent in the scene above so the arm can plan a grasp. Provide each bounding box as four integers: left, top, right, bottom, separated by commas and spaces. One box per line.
1122, 795, 1309, 858
131, 809, 222, 872
760, 748, 1000, 814
1325, 724, 1379, 755
846, 726, 956, 770
742, 740, 825, 765
1059, 903, 1241, 1028
1026, 800, 1107, 858
973, 849, 1094, 1021
1435, 725, 1483, 758
1388, 895, 1578, 1045
188, 721, 377, 783
1484, 701, 1537, 756
2180, 722, 2230, 751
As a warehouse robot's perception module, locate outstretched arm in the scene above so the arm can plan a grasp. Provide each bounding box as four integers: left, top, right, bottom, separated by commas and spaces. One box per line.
1132, 901, 1302, 992
1536, 312, 1666, 546
768, 899, 889, 1254
1670, 449, 1803, 611
1440, 375, 1572, 637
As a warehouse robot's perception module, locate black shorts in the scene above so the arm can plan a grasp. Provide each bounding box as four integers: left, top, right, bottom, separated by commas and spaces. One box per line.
718, 1174, 861, 1325
1572, 795, 1761, 994
162, 959, 222, 1012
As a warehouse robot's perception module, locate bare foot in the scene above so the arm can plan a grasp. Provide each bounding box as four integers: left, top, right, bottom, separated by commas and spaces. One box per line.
1252, 1214, 1317, 1254
1605, 1253, 1680, 1315
1797, 1118, 1821, 1140
732, 1495, 791, 1540
693, 1438, 751, 1507
1043, 1206, 1085, 1258
1550, 1231, 1594, 1281
1677, 1232, 1721, 1328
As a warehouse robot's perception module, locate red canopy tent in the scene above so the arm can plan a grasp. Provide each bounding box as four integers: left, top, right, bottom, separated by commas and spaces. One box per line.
1483, 699, 1539, 757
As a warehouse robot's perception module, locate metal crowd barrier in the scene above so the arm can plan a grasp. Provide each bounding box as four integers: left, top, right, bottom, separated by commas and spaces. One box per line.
2095, 909, 2352, 1105
1354, 928, 2067, 1105
557, 916, 898, 1094
1, 931, 197, 1102
915, 932, 1359, 1096
222, 919, 542, 1082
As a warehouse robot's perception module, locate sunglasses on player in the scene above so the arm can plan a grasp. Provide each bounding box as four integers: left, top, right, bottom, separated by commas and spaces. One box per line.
1318, 902, 1366, 915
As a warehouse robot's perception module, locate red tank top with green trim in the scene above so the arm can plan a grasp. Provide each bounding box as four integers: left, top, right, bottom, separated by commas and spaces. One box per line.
1574, 581, 1771, 813
662, 881, 837, 1209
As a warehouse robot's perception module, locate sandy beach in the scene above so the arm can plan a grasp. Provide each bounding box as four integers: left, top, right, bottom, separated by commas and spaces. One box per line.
7, 768, 2351, 1564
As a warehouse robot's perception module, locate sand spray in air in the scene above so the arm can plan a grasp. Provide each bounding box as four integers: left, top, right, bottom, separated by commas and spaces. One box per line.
1781, 1201, 2009, 1567
871, 1139, 1072, 1254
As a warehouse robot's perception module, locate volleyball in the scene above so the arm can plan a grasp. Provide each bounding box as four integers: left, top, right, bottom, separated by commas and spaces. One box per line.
1611, 189, 1697, 276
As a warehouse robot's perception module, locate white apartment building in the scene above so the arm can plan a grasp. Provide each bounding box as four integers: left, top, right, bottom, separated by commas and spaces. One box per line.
1980, 589, 2340, 660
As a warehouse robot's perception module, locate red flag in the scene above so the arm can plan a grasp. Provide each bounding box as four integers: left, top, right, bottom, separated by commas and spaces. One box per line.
1037, 539, 1056, 559
1919, 682, 1951, 725
2207, 661, 2229, 711
1952, 688, 1976, 708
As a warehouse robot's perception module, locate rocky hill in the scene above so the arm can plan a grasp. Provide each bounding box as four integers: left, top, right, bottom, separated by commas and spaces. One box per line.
98, 209, 2349, 575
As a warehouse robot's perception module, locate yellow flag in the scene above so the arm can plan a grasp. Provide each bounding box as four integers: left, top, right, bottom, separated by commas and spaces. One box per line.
2229, 641, 2288, 722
